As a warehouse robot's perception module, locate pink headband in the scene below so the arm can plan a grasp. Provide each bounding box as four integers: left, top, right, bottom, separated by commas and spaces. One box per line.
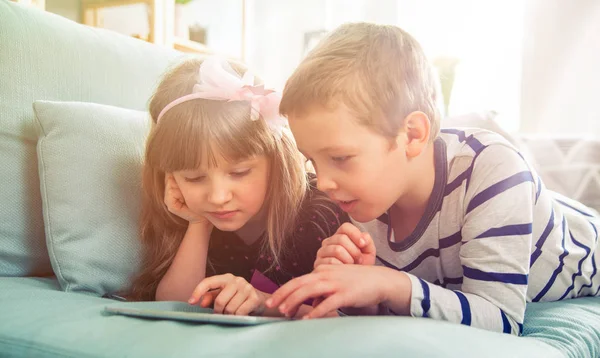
156, 56, 287, 137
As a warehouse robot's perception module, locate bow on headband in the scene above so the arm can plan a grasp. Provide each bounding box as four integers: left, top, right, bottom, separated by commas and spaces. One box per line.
157, 56, 287, 137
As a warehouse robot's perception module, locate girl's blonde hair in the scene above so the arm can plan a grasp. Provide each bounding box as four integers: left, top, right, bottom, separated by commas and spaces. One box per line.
129, 58, 309, 300
280, 22, 441, 141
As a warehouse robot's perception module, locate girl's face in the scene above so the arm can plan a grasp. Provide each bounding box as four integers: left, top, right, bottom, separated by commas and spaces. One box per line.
172, 155, 270, 233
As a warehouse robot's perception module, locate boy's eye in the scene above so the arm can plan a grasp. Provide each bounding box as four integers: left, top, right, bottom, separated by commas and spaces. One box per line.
231, 169, 251, 177
331, 156, 351, 163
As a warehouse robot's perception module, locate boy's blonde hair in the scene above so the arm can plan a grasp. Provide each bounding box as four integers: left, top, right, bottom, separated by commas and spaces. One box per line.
280, 22, 441, 140
129, 58, 311, 300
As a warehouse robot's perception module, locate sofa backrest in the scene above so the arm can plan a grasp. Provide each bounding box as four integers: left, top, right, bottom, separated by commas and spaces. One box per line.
0, 0, 180, 276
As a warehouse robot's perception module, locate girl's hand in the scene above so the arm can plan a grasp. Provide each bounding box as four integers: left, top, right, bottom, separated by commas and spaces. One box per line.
188, 274, 267, 316
164, 173, 209, 226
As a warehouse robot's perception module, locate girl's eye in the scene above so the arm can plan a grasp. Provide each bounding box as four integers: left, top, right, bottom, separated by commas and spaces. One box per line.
331, 156, 351, 163
185, 176, 205, 183
231, 169, 251, 177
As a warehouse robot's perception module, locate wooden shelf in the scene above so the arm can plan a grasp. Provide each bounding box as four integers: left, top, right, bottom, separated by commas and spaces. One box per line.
10, 0, 45, 10
81, 0, 156, 42
81, 0, 150, 9
77, 0, 246, 58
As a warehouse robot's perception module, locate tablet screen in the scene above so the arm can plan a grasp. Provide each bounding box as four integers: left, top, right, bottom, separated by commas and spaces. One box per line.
104, 301, 289, 326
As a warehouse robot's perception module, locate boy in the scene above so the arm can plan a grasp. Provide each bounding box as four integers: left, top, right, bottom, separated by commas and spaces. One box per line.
265, 22, 600, 335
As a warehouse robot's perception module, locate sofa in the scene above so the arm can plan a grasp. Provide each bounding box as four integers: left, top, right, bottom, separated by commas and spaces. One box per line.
1, 2, 599, 357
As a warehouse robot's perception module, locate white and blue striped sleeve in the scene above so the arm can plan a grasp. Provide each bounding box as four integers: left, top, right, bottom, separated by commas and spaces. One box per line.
407, 144, 535, 335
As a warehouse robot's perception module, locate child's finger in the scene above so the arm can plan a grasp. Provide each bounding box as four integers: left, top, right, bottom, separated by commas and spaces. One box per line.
284, 293, 308, 318
277, 281, 335, 317
317, 245, 354, 264
165, 177, 183, 207
335, 223, 367, 249
213, 284, 238, 314
172, 198, 185, 212
200, 289, 220, 307
304, 294, 344, 319
223, 286, 251, 315
313, 257, 343, 268
167, 173, 177, 185
164, 177, 174, 202
189, 274, 233, 304
235, 297, 261, 316
166, 174, 179, 192
360, 232, 376, 256
312, 297, 324, 308
265, 275, 312, 309
167, 175, 185, 199
170, 186, 184, 200
323, 234, 362, 262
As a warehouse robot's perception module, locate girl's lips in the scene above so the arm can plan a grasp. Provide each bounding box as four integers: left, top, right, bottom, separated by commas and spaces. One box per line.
208, 210, 238, 219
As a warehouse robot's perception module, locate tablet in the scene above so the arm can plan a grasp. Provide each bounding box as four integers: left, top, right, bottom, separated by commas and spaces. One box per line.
104, 301, 289, 326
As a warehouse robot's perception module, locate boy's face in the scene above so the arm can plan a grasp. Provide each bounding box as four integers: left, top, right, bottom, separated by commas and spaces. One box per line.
289, 105, 409, 222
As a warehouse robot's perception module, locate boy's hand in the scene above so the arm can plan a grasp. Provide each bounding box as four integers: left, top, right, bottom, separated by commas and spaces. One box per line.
314, 223, 376, 268
188, 274, 266, 316
164, 173, 210, 226
266, 264, 410, 319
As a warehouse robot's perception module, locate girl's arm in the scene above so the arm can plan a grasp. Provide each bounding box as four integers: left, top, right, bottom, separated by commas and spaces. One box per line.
155, 222, 213, 301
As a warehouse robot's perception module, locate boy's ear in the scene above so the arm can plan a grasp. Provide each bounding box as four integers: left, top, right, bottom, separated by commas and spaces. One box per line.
399, 111, 431, 158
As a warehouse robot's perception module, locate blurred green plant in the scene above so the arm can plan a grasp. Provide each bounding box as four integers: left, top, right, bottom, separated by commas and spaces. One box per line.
433, 56, 460, 117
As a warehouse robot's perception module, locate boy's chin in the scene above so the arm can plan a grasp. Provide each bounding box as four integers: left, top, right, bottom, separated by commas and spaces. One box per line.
348, 206, 388, 223
348, 211, 377, 223
349, 214, 374, 223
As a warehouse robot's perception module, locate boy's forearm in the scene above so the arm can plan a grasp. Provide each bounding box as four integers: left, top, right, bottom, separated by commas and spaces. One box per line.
155, 223, 213, 301
379, 268, 412, 315
340, 266, 412, 316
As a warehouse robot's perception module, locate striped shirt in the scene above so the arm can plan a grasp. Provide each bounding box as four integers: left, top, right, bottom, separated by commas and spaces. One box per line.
352, 128, 600, 335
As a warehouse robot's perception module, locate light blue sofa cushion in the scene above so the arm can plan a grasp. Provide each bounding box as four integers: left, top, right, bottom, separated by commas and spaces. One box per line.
523, 296, 600, 358
34, 101, 149, 294
0, 277, 565, 358
0, 0, 179, 276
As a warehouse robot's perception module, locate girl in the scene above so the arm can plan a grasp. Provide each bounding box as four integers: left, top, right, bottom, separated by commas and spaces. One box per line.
128, 57, 347, 317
